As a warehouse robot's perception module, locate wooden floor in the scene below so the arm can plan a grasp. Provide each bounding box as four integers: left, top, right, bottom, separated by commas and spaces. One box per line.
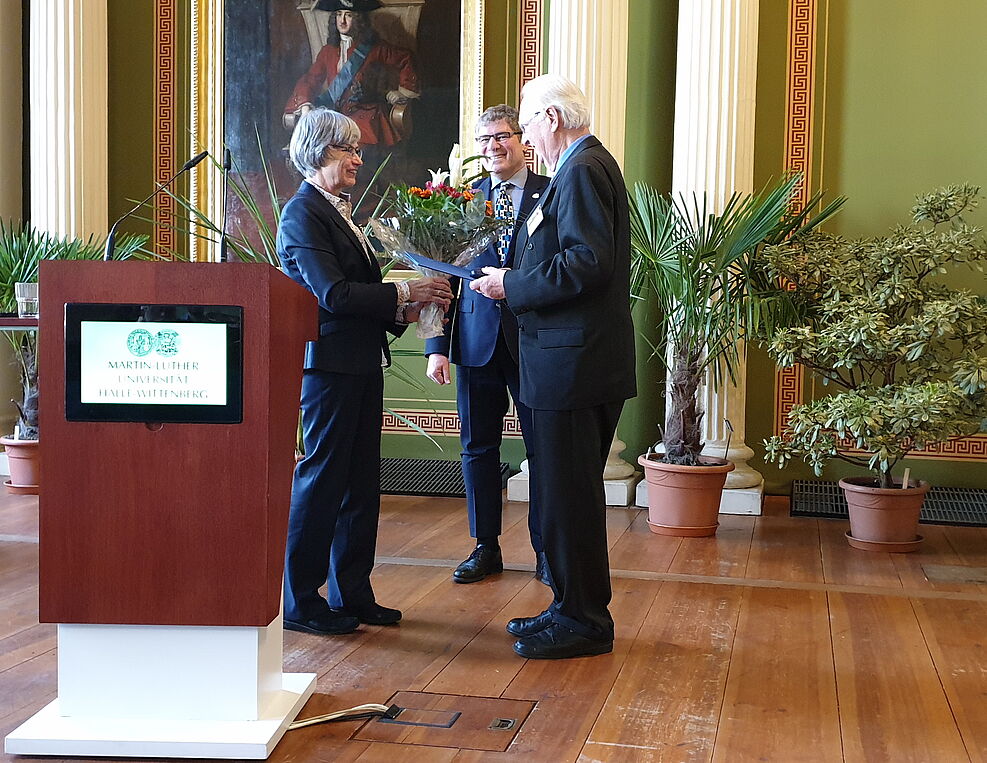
2, 490, 987, 762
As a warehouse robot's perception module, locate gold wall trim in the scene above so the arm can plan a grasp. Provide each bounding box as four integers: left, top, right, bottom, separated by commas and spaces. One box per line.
775, 0, 986, 461
154, 0, 177, 258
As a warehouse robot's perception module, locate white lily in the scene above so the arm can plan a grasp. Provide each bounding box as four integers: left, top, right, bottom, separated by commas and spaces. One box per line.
427, 168, 450, 187
448, 143, 465, 188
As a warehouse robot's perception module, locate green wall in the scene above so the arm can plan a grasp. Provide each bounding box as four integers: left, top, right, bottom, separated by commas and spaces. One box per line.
751, 0, 987, 492
617, 0, 678, 461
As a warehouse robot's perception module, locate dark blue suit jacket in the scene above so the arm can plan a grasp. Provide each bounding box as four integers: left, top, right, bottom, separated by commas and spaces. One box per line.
424, 170, 550, 366
277, 181, 405, 373
503, 136, 636, 411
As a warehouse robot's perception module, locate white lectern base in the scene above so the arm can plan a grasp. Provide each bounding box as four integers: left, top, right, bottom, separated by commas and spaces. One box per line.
4, 672, 316, 760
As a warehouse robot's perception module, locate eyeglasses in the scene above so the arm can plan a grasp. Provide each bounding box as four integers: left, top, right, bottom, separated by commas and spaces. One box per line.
518, 111, 544, 133
475, 131, 522, 146
332, 144, 363, 158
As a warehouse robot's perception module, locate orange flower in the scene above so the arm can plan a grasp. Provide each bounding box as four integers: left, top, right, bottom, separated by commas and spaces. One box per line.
485, 200, 494, 216
463, 190, 475, 201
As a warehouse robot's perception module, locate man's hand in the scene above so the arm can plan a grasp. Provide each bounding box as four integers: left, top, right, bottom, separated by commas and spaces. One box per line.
426, 354, 451, 385
469, 266, 507, 300
408, 276, 453, 309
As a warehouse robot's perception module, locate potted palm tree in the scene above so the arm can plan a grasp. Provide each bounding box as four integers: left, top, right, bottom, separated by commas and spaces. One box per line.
629, 174, 842, 536
0, 221, 147, 492
762, 184, 987, 552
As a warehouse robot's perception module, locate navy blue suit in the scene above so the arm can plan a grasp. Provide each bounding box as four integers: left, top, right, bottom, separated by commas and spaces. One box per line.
503, 136, 636, 640
425, 171, 550, 551
277, 181, 405, 621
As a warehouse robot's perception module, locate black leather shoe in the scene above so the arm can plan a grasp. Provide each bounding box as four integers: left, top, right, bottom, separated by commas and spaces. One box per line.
332, 602, 402, 625
452, 545, 503, 583
512, 623, 613, 660
534, 551, 554, 587
284, 611, 360, 636
506, 610, 553, 637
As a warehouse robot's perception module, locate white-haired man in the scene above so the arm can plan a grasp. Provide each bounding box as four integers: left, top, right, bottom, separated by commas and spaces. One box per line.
471, 75, 636, 659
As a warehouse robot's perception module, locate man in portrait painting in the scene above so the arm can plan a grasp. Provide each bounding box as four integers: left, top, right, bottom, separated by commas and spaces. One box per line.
284, 0, 419, 155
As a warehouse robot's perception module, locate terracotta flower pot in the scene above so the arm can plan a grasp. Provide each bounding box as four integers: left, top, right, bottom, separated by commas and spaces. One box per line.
638, 454, 735, 537
1, 436, 40, 495
839, 476, 929, 553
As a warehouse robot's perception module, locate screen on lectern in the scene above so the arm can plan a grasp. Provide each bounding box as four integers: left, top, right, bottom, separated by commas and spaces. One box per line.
64, 303, 244, 424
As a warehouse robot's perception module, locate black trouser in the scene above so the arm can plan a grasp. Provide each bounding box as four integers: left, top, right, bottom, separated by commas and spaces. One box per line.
456, 333, 542, 551
283, 368, 383, 621
530, 401, 624, 640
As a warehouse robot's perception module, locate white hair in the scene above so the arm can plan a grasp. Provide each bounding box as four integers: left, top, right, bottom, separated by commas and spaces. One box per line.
288, 108, 361, 178
520, 74, 591, 130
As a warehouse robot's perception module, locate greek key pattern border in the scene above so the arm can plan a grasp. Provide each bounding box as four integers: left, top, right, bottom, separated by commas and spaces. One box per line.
774, 0, 816, 439
383, 409, 522, 438
154, 0, 177, 258
774, 0, 986, 460
519, 0, 543, 169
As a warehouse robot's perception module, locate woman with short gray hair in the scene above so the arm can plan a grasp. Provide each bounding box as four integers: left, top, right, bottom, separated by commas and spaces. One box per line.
277, 108, 452, 636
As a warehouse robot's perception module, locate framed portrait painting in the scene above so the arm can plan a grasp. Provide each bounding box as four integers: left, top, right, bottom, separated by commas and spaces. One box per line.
187, 0, 483, 258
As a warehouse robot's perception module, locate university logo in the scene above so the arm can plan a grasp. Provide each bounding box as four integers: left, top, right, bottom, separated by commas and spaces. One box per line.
127, 328, 181, 357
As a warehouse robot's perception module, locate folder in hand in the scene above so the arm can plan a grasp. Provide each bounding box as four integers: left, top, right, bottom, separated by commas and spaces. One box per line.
401, 251, 484, 280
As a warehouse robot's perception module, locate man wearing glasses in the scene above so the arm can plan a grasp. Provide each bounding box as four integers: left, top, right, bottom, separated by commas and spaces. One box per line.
471, 77, 636, 659
424, 105, 550, 588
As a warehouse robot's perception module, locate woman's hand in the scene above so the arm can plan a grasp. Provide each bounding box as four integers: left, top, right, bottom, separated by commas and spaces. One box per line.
407, 277, 453, 308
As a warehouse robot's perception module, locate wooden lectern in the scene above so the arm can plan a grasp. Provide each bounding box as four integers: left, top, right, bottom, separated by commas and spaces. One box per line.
5, 260, 319, 759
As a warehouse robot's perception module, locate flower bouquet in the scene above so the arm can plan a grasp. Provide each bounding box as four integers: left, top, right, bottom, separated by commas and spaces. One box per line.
369, 145, 506, 339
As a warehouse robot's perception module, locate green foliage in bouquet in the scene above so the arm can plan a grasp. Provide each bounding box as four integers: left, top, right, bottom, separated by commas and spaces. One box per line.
382, 183, 500, 265
629, 173, 843, 466
0, 220, 149, 438
761, 184, 987, 488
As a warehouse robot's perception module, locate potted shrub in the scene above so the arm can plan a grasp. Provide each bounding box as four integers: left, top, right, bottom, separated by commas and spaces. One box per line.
762, 184, 987, 552
629, 174, 841, 536
0, 221, 147, 492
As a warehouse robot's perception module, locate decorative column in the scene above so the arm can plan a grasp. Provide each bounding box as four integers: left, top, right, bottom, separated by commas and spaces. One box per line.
673, 0, 764, 510
29, 0, 108, 238
548, 0, 636, 504
545, 0, 629, 165
508, 0, 638, 506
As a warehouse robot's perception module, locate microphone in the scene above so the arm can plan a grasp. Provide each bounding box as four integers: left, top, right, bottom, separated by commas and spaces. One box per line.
219, 148, 232, 261
104, 150, 210, 261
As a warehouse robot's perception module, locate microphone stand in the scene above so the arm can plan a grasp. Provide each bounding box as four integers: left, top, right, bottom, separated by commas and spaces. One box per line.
219, 149, 232, 261
104, 150, 209, 261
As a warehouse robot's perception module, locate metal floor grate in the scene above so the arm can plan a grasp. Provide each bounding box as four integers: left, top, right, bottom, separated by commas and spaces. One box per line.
791, 480, 987, 527
380, 458, 510, 498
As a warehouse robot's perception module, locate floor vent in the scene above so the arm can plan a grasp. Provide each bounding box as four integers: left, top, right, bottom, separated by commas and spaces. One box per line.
380, 459, 510, 498
791, 480, 987, 527
353, 692, 535, 751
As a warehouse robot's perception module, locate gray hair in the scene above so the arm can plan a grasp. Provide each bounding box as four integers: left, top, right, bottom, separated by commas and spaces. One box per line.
520, 74, 591, 130
477, 104, 520, 133
288, 108, 361, 178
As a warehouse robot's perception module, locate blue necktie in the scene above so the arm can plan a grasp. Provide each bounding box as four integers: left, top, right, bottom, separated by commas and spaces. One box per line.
494, 183, 515, 265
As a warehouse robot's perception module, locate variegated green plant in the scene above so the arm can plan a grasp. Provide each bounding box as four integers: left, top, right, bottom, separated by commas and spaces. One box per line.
762, 185, 987, 488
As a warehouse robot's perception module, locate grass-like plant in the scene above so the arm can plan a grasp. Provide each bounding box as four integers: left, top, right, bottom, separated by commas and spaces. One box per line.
761, 184, 987, 488
0, 221, 148, 438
